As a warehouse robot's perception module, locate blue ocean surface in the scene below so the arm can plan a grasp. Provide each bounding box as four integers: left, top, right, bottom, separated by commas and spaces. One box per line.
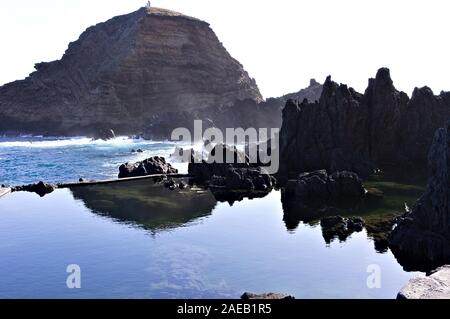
0, 136, 187, 185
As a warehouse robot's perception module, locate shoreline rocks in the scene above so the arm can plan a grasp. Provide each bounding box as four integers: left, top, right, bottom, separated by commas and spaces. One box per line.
188, 144, 276, 191
398, 266, 450, 299
118, 156, 178, 178
92, 128, 115, 141
284, 170, 365, 202
188, 144, 249, 182
210, 167, 275, 191
389, 122, 450, 271
162, 178, 188, 191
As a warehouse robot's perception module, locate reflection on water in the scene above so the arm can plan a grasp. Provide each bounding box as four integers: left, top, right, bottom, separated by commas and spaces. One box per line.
281, 169, 426, 254
0, 173, 426, 298
209, 188, 271, 206
70, 179, 217, 232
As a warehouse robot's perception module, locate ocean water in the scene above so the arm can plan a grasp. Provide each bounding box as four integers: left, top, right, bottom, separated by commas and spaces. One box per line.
0, 136, 188, 186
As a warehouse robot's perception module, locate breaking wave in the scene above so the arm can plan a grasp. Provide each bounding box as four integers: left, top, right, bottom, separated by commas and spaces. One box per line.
0, 136, 166, 148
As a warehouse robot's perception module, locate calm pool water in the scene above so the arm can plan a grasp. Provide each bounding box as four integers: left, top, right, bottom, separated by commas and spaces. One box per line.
0, 179, 422, 299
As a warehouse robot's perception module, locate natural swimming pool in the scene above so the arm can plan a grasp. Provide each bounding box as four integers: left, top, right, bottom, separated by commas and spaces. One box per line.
0, 176, 424, 298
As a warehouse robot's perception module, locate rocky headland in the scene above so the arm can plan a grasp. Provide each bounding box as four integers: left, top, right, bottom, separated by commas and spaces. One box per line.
0, 7, 261, 136
0, 6, 322, 139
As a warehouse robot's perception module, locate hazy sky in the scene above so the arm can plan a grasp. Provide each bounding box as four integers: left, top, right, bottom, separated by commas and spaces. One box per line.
0, 0, 449, 98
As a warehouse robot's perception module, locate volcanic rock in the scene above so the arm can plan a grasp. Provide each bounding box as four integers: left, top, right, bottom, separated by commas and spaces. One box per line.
118, 156, 178, 178
164, 178, 177, 190
284, 170, 365, 201
279, 68, 450, 178
389, 122, 450, 271
93, 128, 115, 141
188, 144, 275, 191
188, 144, 251, 182
398, 266, 450, 299
0, 7, 262, 136
179, 181, 188, 190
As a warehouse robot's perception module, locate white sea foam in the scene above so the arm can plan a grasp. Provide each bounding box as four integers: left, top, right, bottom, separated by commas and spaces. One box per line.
0, 136, 166, 148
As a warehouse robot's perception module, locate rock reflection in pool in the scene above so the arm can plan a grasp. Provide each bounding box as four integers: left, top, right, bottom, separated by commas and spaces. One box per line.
210, 188, 271, 206
70, 179, 218, 231
281, 169, 426, 253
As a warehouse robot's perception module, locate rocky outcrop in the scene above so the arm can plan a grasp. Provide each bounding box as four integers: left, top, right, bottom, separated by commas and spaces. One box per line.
284, 170, 365, 201
118, 156, 178, 178
389, 122, 450, 271
279, 68, 450, 178
188, 144, 251, 181
188, 144, 275, 191
280, 78, 370, 177
0, 7, 262, 136
398, 266, 450, 299
209, 167, 274, 191
163, 178, 187, 191
93, 128, 116, 141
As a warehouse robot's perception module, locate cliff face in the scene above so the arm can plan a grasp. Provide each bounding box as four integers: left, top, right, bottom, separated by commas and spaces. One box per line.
280, 68, 450, 177
0, 7, 262, 136
142, 79, 323, 140
390, 122, 450, 271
